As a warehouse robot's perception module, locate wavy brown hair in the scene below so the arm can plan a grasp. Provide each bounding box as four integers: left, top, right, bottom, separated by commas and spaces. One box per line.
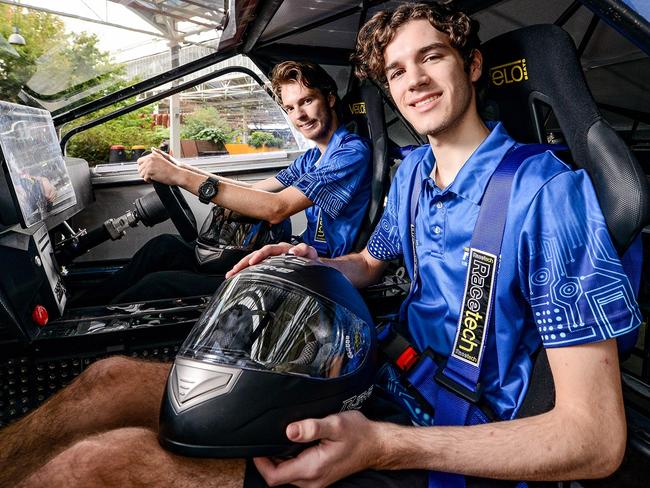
270, 61, 341, 117
351, 2, 481, 85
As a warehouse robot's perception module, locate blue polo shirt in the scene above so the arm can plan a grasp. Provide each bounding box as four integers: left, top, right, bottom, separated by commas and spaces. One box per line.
367, 122, 642, 421
276, 126, 371, 257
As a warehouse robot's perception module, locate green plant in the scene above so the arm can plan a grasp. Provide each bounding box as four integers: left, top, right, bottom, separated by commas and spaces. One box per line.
66, 106, 167, 165
181, 107, 232, 139
179, 107, 234, 151
249, 131, 282, 148
195, 127, 231, 146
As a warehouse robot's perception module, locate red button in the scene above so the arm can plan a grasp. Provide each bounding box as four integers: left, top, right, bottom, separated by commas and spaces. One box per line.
32, 305, 49, 327
396, 346, 419, 371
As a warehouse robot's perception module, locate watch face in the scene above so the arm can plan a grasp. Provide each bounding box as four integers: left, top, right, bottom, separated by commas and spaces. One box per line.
199, 179, 218, 202
200, 184, 214, 198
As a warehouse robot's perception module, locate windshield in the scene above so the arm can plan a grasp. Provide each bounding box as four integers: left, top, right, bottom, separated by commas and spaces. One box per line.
0, 1, 231, 113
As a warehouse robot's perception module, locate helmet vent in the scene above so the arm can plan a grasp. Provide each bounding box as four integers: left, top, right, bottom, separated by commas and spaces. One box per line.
169, 358, 242, 413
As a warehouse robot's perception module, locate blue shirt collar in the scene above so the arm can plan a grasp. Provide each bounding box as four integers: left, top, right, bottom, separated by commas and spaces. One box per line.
309, 125, 350, 164
418, 121, 516, 205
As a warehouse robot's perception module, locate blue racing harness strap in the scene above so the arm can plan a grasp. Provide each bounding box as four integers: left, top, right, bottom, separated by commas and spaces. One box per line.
382, 143, 562, 488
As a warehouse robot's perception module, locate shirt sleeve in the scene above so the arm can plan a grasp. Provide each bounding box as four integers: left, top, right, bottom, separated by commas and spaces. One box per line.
291, 138, 371, 219
367, 175, 403, 261
519, 168, 642, 348
275, 151, 311, 187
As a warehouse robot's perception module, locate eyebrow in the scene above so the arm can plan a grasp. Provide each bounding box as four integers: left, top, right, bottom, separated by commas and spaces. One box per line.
384, 42, 450, 72
283, 94, 312, 109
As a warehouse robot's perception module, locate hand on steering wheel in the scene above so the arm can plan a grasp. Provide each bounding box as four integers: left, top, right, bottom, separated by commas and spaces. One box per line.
138, 149, 198, 242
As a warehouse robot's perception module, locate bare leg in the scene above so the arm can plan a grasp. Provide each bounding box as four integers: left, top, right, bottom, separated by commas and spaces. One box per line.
0, 356, 170, 486
16, 427, 245, 488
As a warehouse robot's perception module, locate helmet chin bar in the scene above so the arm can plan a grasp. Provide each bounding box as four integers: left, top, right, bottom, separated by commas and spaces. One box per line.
54, 190, 169, 265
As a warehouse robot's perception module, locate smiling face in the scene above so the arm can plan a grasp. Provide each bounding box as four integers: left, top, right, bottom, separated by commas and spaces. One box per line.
384, 19, 482, 142
280, 81, 338, 149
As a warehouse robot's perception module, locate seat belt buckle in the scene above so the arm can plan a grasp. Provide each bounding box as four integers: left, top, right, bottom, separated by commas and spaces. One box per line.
376, 321, 421, 372
434, 362, 483, 404
396, 345, 419, 371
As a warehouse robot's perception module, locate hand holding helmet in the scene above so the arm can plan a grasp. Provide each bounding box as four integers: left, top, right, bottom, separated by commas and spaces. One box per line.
159, 255, 377, 458
254, 410, 387, 487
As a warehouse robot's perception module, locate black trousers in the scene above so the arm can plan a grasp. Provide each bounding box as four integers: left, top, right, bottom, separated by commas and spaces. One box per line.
70, 234, 226, 306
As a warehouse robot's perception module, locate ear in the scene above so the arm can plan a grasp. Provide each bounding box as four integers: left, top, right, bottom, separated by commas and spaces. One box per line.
469, 49, 483, 83
328, 93, 336, 109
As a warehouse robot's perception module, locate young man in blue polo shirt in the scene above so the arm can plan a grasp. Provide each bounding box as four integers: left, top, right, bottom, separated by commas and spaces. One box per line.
229, 3, 642, 487
71, 61, 371, 305
138, 60, 370, 259
4, 5, 640, 488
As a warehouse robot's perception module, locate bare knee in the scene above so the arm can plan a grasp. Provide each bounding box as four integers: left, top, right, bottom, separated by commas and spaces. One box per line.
69, 357, 170, 426
74, 356, 138, 398
77, 356, 169, 395
18, 435, 113, 488
18, 428, 149, 488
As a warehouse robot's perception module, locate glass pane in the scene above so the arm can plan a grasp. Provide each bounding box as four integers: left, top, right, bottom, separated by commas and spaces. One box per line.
0, 1, 229, 111
63, 62, 307, 167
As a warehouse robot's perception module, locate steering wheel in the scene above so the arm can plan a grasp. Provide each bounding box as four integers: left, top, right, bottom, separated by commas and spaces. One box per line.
152, 181, 198, 242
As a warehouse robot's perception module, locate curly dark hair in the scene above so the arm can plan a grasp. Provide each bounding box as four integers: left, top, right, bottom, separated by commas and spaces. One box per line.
351, 2, 481, 85
270, 61, 341, 117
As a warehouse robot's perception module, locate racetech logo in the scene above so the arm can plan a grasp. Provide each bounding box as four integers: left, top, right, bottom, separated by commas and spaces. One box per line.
451, 249, 497, 366
489, 58, 528, 87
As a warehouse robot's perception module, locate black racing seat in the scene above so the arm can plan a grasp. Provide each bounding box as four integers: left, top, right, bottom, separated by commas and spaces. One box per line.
341, 80, 392, 251
480, 24, 650, 419
481, 24, 650, 253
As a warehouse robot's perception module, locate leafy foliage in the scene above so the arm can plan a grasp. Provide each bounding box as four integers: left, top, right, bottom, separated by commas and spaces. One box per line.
195, 127, 232, 145
249, 131, 282, 148
180, 107, 235, 147
66, 106, 167, 165
0, 7, 126, 106
0, 6, 66, 102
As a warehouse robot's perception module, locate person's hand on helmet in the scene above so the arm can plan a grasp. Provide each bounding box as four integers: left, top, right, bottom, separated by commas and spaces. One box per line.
226, 243, 320, 278
253, 410, 382, 487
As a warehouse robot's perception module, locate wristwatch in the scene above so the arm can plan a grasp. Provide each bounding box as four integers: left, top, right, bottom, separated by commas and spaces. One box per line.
198, 177, 220, 204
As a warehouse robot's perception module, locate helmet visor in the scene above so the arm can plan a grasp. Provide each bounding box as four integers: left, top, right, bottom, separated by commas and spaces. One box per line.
178, 274, 372, 379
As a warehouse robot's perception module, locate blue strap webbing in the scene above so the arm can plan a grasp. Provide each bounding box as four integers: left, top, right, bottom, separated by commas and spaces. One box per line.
405, 143, 560, 488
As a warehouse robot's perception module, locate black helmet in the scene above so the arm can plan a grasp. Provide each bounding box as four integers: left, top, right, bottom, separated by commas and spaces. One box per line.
195, 206, 291, 273
159, 255, 377, 457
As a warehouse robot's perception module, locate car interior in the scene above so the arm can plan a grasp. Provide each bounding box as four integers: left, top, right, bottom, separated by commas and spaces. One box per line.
0, 1, 649, 485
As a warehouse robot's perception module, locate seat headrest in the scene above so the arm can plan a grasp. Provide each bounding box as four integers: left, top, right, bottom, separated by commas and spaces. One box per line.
341, 80, 392, 251
482, 24, 650, 252
341, 84, 371, 139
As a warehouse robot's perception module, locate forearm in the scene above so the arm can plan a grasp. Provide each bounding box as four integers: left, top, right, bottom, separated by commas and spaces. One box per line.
181, 164, 252, 188
178, 169, 288, 222
373, 407, 619, 481
321, 251, 386, 288
372, 339, 628, 483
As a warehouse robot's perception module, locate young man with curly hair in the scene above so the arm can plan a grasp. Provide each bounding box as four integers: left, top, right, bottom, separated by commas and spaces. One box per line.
232, 3, 641, 487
